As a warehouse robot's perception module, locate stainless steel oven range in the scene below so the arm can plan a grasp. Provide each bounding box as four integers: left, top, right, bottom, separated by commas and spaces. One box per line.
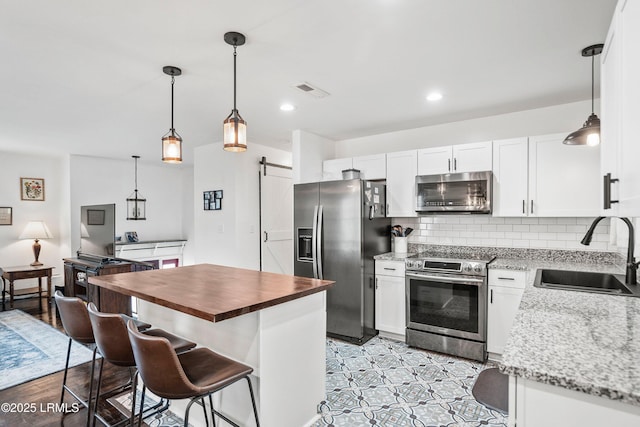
405, 253, 494, 361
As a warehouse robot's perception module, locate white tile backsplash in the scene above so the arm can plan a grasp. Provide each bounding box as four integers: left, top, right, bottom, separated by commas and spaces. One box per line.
395, 216, 615, 252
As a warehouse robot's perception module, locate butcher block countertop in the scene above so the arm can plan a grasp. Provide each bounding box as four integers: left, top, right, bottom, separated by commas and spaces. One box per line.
88, 263, 335, 322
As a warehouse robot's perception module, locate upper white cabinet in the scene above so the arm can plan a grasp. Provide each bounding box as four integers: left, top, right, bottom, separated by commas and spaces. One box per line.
529, 133, 601, 217
493, 134, 600, 217
417, 141, 492, 175
353, 154, 386, 180
601, 0, 640, 216
386, 150, 418, 217
322, 158, 353, 181
493, 138, 529, 216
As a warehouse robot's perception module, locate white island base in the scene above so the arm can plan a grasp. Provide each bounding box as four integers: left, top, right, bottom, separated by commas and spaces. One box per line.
509, 376, 640, 427
137, 291, 327, 427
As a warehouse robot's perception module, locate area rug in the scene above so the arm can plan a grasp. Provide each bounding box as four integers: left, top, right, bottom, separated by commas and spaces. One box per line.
0, 309, 96, 390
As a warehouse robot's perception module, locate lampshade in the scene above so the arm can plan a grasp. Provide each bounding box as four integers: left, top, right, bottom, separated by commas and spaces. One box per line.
19, 221, 52, 240
563, 44, 603, 146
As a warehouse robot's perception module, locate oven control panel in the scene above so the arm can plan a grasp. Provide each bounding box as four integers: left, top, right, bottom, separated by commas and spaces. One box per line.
405, 258, 487, 276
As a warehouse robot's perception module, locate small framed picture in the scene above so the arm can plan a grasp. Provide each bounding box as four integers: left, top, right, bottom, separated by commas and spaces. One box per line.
20, 177, 45, 201
0, 207, 12, 225
124, 231, 139, 243
203, 190, 222, 210
87, 209, 105, 225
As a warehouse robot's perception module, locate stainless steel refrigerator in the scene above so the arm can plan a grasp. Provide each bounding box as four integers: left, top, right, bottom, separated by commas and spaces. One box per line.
294, 179, 391, 344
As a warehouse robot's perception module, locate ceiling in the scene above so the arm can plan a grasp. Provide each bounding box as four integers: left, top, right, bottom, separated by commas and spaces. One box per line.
0, 0, 617, 165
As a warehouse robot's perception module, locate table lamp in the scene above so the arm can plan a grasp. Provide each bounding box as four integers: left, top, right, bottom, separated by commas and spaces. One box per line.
19, 221, 53, 266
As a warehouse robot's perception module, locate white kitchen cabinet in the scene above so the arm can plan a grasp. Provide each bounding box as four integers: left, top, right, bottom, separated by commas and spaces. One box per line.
353, 153, 386, 180
386, 150, 417, 217
487, 269, 526, 357
600, 8, 621, 216
509, 376, 640, 427
375, 260, 406, 338
529, 133, 601, 217
417, 141, 492, 175
607, 0, 640, 216
322, 158, 352, 181
492, 137, 529, 216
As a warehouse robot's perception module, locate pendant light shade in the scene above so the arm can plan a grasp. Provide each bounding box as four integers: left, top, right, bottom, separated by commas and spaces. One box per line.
162, 66, 183, 163
223, 31, 247, 152
126, 155, 146, 220
563, 44, 604, 146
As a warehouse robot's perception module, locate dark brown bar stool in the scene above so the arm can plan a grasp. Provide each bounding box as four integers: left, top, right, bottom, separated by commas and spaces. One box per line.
127, 320, 260, 427
87, 302, 197, 427
54, 291, 100, 425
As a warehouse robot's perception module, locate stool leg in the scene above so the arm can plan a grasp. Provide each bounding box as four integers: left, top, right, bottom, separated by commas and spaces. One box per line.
201, 397, 209, 427
209, 394, 216, 427
130, 373, 138, 427
86, 346, 98, 425
60, 338, 73, 405
91, 357, 105, 427
137, 386, 146, 427
246, 377, 260, 427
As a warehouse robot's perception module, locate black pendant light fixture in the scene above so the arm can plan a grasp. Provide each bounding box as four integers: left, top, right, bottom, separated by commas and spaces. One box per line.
563, 44, 604, 146
126, 155, 146, 220
162, 66, 183, 163
223, 31, 247, 152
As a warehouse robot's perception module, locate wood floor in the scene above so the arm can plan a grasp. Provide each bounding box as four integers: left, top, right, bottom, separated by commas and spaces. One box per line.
0, 296, 138, 427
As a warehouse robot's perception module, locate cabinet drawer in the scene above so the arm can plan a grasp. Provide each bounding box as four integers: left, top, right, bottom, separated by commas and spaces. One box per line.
488, 269, 527, 288
375, 260, 405, 277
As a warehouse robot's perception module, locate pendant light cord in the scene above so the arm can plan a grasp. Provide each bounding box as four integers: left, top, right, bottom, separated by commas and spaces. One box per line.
171, 76, 175, 131
233, 44, 237, 112
591, 54, 595, 115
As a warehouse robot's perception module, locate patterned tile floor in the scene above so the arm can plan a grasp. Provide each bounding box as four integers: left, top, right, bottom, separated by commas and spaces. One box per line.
313, 337, 508, 427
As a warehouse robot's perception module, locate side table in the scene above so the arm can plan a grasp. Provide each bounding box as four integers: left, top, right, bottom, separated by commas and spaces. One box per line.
1, 265, 54, 308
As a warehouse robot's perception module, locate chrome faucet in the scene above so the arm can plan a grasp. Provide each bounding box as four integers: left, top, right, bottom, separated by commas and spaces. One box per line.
581, 216, 639, 286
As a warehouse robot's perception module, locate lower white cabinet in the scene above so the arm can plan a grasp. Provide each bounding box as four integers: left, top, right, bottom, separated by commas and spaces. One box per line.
375, 260, 406, 338
487, 269, 527, 356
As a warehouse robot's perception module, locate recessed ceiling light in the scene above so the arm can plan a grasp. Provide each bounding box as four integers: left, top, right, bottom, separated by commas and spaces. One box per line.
280, 103, 296, 112
426, 92, 443, 102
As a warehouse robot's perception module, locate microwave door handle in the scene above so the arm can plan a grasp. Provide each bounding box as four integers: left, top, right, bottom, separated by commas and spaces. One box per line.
317, 205, 324, 280
312, 205, 319, 279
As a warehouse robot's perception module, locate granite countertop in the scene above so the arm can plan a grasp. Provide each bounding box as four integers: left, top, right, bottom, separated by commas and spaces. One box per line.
374, 252, 416, 261
498, 259, 640, 407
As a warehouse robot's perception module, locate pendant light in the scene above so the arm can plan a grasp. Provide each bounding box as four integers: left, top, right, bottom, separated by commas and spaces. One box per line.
161, 66, 183, 163
223, 31, 247, 152
126, 155, 146, 220
563, 44, 604, 146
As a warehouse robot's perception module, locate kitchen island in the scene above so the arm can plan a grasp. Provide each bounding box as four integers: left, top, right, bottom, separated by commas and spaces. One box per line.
89, 263, 335, 427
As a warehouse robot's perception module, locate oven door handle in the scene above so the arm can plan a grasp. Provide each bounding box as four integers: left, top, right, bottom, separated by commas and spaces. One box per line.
406, 272, 484, 286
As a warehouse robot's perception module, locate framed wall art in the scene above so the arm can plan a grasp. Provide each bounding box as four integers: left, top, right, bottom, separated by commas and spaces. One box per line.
20, 177, 45, 201
203, 190, 223, 211
0, 207, 12, 225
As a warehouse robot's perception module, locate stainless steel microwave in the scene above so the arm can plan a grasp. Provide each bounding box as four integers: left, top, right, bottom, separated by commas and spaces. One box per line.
415, 171, 492, 214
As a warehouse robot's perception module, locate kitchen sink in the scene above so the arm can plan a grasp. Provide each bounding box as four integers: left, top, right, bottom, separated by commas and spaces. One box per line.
533, 269, 640, 297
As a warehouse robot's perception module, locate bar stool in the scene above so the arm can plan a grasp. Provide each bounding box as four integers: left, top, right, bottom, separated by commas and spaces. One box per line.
126, 320, 260, 427
87, 302, 197, 427
54, 291, 100, 425
53, 291, 155, 425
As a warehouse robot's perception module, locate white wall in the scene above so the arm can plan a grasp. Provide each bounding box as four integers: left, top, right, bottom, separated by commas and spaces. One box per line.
193, 143, 291, 270
334, 100, 596, 157
292, 130, 335, 184
69, 155, 194, 262
0, 151, 68, 288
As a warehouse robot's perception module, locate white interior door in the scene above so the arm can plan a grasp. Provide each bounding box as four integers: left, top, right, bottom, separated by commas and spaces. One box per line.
260, 163, 293, 274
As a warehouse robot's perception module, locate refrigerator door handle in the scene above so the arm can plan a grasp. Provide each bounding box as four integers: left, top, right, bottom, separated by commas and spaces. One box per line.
312, 205, 319, 279
317, 205, 324, 280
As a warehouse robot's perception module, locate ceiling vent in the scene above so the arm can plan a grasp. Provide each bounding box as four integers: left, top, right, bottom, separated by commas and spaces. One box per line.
293, 82, 330, 98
